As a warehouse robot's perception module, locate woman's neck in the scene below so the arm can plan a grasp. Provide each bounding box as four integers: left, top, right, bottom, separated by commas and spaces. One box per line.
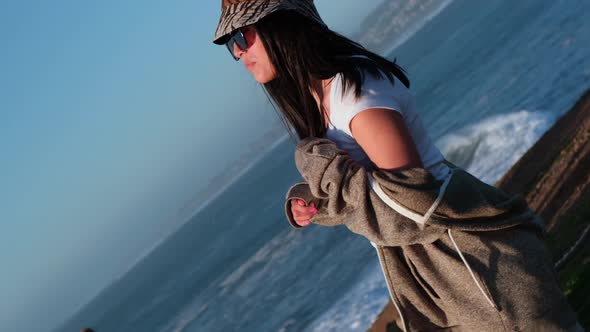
310, 78, 333, 127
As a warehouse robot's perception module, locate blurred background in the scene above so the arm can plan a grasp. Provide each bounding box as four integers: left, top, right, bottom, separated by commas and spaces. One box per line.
1, 0, 589, 331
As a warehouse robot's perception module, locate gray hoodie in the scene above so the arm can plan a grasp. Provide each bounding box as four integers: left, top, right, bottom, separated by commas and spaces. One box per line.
284, 137, 580, 332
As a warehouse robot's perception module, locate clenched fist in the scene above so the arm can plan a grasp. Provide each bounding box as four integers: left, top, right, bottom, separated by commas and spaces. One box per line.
290, 199, 318, 227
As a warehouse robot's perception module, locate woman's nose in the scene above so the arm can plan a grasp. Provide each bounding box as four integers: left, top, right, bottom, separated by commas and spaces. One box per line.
233, 43, 245, 59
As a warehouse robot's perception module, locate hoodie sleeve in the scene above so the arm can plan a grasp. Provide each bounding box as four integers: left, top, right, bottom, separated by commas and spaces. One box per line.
284, 137, 447, 246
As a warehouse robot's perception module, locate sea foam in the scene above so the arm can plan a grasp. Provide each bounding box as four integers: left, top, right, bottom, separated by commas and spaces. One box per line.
437, 110, 560, 184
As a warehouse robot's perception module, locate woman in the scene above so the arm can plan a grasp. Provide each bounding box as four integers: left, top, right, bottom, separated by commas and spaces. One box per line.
212, 1, 582, 331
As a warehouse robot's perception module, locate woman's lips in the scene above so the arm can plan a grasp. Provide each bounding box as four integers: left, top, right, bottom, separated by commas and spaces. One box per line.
245, 61, 256, 70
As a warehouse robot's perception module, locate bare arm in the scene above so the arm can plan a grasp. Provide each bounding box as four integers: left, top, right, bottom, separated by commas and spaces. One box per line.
350, 108, 423, 171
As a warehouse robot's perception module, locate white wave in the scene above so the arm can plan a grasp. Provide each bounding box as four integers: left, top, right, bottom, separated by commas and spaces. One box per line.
218, 227, 303, 296
304, 260, 390, 332
164, 302, 209, 332
437, 110, 560, 184
161, 228, 304, 332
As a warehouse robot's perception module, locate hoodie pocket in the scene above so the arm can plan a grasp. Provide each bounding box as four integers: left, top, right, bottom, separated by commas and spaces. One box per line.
447, 229, 501, 312
406, 256, 442, 301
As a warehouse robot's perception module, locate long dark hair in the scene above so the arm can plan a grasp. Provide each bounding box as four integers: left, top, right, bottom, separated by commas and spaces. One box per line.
254, 10, 410, 141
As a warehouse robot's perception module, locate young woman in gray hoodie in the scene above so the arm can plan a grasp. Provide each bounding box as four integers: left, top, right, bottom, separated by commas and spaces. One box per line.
212, 1, 583, 331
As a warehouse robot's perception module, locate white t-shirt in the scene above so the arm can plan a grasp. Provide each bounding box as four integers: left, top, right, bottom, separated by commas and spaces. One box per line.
325, 57, 451, 181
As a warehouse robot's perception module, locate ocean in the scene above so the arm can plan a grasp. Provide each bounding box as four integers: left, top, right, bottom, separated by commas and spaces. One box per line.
55, 0, 590, 331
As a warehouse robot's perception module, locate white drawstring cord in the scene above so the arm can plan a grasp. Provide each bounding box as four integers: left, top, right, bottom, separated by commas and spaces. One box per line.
372, 241, 408, 332
367, 169, 454, 229
447, 229, 498, 310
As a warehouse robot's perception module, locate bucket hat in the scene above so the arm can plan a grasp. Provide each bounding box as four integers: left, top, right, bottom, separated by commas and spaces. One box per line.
212, 0, 327, 45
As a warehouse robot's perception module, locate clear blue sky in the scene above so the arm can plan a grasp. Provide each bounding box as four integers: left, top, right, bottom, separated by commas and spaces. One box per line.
0, 0, 384, 330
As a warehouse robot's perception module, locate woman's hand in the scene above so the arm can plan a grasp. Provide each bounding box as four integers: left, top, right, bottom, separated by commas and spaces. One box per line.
290, 199, 318, 227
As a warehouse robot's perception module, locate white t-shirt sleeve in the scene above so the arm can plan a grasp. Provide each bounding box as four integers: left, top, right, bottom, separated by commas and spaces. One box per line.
334, 72, 405, 137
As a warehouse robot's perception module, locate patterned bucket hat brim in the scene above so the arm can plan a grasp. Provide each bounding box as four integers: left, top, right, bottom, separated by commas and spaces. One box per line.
213, 0, 327, 45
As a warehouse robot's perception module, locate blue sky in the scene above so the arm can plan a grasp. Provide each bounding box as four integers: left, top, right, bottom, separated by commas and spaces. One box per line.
0, 0, 384, 330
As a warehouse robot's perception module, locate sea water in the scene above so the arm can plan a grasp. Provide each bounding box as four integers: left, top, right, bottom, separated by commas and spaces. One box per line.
55, 0, 590, 331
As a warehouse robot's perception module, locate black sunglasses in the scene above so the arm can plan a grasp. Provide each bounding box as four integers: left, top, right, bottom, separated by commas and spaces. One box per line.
225, 28, 248, 61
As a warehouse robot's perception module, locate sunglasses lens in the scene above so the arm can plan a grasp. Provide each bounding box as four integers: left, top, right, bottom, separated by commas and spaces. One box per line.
234, 31, 248, 50
225, 30, 248, 61
226, 39, 238, 60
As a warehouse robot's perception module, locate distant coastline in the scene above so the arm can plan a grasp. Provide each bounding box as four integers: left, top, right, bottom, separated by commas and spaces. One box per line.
355, 0, 455, 55
177, 120, 289, 222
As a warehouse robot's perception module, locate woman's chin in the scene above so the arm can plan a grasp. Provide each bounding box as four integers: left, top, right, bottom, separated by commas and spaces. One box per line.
253, 72, 277, 84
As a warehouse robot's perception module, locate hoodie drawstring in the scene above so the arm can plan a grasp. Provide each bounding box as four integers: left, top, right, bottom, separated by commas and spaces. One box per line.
371, 241, 408, 332
367, 168, 455, 230
447, 229, 499, 310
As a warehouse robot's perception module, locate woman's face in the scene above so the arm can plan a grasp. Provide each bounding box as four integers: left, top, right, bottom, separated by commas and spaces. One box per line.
230, 25, 277, 83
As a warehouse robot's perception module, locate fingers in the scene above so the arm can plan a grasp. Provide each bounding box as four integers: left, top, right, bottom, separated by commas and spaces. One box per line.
298, 220, 311, 227
291, 199, 318, 227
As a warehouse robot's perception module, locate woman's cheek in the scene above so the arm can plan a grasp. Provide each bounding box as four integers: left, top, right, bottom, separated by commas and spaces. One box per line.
254, 65, 277, 83
264, 64, 278, 82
